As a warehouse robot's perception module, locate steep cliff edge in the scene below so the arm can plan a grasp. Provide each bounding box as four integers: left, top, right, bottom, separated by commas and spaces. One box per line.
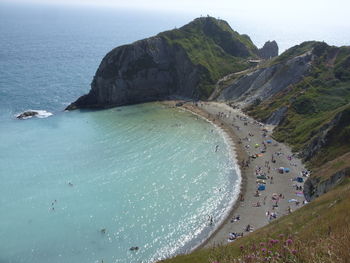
67, 37, 198, 109
67, 17, 266, 110
303, 152, 350, 201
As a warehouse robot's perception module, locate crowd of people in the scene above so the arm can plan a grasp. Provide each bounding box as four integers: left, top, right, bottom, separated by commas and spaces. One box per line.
200, 103, 307, 243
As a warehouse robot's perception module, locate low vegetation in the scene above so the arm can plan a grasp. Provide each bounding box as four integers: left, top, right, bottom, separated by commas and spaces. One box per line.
159, 42, 350, 263
160, 177, 350, 263
246, 42, 350, 167
159, 17, 258, 98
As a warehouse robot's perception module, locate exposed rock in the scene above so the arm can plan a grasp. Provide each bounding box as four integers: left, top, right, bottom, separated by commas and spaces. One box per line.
218, 51, 313, 106
258, 40, 279, 59
265, 106, 288, 125
16, 111, 39, 119
16, 110, 53, 120
66, 37, 199, 109
300, 107, 349, 161
66, 17, 259, 110
303, 167, 350, 201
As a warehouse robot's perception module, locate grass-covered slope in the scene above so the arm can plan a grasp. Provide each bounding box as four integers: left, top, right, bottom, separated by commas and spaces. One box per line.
161, 175, 350, 263
159, 42, 350, 263
159, 17, 258, 97
246, 42, 350, 167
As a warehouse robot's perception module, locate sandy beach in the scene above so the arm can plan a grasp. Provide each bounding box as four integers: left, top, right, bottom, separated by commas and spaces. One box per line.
166, 101, 307, 248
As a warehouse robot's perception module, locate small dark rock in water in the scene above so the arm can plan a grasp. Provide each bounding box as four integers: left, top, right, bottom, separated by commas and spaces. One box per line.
175, 102, 184, 107
16, 111, 38, 119
100, 228, 106, 234
129, 246, 139, 251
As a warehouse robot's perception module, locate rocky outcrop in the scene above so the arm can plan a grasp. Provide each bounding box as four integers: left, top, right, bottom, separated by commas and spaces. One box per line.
301, 106, 350, 161
303, 167, 350, 201
265, 106, 288, 125
67, 37, 199, 109
16, 111, 38, 119
67, 17, 259, 110
16, 110, 53, 120
258, 40, 278, 59
217, 51, 313, 106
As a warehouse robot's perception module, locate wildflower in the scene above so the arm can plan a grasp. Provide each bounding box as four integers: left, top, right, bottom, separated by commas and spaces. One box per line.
262, 248, 267, 253
269, 239, 279, 245
260, 242, 266, 247
240, 245, 244, 250
285, 239, 293, 245
291, 249, 297, 255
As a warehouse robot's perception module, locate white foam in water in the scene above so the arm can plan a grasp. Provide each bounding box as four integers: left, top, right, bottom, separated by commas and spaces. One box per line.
35, 110, 53, 118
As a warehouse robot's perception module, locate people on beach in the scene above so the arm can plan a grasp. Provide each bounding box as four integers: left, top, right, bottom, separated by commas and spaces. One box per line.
194, 103, 306, 244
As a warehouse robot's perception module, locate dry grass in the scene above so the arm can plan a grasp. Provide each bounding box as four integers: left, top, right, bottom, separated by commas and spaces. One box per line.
160, 178, 350, 263
312, 152, 350, 181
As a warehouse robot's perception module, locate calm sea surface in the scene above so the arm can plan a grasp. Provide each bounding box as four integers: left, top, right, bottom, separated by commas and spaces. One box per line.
0, 3, 348, 263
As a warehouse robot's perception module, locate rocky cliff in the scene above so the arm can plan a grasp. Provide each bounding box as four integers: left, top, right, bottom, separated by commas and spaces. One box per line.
217, 51, 312, 106
67, 37, 199, 109
242, 42, 350, 167
67, 17, 269, 110
258, 40, 278, 59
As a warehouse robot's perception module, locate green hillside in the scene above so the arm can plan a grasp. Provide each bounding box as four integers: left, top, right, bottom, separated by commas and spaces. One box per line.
159, 16, 258, 97
161, 171, 350, 263
159, 42, 350, 263
246, 42, 350, 167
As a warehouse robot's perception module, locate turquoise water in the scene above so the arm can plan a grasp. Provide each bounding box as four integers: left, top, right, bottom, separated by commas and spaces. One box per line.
0, 104, 239, 263
1, 3, 349, 263
2, 5, 242, 262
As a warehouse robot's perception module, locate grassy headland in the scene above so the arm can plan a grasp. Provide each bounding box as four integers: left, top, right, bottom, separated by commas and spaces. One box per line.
159, 17, 258, 97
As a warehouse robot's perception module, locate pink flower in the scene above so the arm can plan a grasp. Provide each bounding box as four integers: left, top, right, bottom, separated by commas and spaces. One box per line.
292, 249, 297, 254
262, 248, 267, 253
285, 239, 293, 245
240, 245, 244, 250
269, 239, 279, 245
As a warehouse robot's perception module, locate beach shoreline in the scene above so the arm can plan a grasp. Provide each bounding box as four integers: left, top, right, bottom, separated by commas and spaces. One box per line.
162, 100, 306, 250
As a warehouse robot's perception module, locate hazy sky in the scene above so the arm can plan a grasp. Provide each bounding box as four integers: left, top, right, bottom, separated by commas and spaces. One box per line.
2, 0, 350, 27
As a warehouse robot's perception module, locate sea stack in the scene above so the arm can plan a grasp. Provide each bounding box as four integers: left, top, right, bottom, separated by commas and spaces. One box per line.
258, 40, 279, 59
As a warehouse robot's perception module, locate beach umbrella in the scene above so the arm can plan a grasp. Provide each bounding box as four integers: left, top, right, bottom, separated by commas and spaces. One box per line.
278, 167, 284, 174
266, 139, 272, 144
284, 167, 290, 173
255, 144, 260, 148
297, 177, 304, 183
288, 199, 298, 203
258, 184, 266, 191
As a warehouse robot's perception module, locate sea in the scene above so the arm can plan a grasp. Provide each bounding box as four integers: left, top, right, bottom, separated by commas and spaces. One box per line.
0, 2, 348, 263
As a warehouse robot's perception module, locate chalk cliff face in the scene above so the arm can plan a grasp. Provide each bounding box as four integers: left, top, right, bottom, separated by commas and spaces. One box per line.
67, 37, 199, 109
